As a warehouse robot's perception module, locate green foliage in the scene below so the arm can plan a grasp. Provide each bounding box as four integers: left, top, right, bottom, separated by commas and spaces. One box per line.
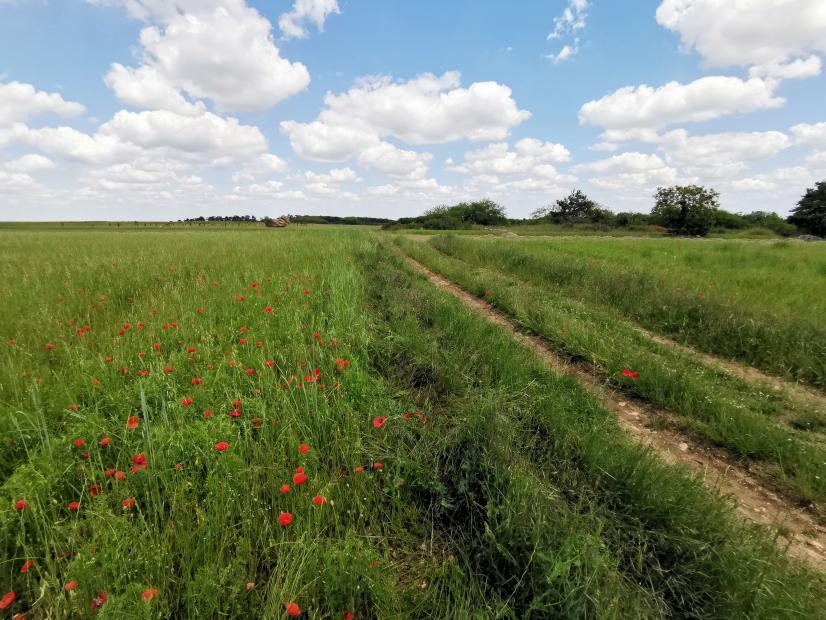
532, 189, 615, 226
651, 185, 720, 236
388, 200, 508, 230
789, 180, 826, 236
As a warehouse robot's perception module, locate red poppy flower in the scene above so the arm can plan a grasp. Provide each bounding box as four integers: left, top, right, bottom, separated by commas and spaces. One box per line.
81, 452, 90, 460
264, 360, 274, 368
104, 468, 116, 478
113, 470, 125, 480
233, 400, 242, 408
196, 307, 205, 314
123, 324, 132, 330
299, 443, 310, 454
164, 365, 173, 373
403, 412, 412, 421
354, 466, 364, 474
133, 453, 147, 468
153, 343, 161, 351
280, 484, 290, 494
136, 369, 150, 377
373, 416, 387, 429
181, 397, 193, 407
68, 404, 80, 411
264, 306, 273, 314
255, 341, 263, 348
91, 592, 107, 610
278, 512, 294, 527
20, 560, 34, 574
175, 463, 184, 471
122, 497, 136, 509
120, 367, 129, 376
7, 339, 16, 346
239, 327, 249, 333
99, 437, 111, 446
336, 358, 349, 371
295, 466, 304, 474
215, 441, 230, 452
203, 409, 213, 418
230, 409, 242, 418
45, 343, 56, 350
621, 368, 639, 379
64, 580, 78, 592
68, 501, 80, 512
191, 377, 203, 385
373, 462, 383, 470
312, 495, 325, 506
73, 438, 85, 448
293, 472, 308, 485
303, 289, 310, 295
238, 338, 247, 345
285, 602, 301, 616
89, 484, 103, 497
127, 416, 140, 429
186, 346, 196, 353
344, 612, 353, 620
251, 418, 262, 428
0, 592, 15, 609
104, 357, 113, 363
142, 588, 159, 602
118, 329, 126, 336
246, 368, 256, 375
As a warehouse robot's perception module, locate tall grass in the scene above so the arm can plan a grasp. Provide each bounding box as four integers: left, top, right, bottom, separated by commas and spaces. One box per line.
428, 235, 826, 389
397, 237, 826, 503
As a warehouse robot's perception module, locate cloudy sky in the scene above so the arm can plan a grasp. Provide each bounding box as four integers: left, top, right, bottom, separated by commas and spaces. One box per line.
1, 0, 825, 221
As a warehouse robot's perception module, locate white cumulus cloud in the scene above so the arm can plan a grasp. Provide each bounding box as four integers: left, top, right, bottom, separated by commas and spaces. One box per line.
279, 0, 340, 39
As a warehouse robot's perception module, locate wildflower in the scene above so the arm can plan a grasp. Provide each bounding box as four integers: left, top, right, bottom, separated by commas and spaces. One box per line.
336, 358, 349, 371
196, 307, 205, 314
191, 377, 203, 385
621, 369, 639, 379
230, 409, 242, 418
285, 602, 301, 616
104, 357, 113, 363
175, 463, 184, 471
181, 397, 193, 407
239, 338, 247, 345
373, 416, 387, 429
264, 360, 274, 368
64, 580, 78, 592
91, 592, 107, 610
293, 471, 308, 485
251, 418, 262, 428
68, 501, 80, 512
89, 484, 103, 497
255, 341, 263, 348
164, 365, 173, 373
104, 468, 116, 478
232, 399, 242, 408
280, 484, 290, 494
0, 592, 15, 609
303, 289, 310, 295
246, 368, 256, 375
215, 441, 230, 452
312, 495, 325, 506
68, 404, 80, 411
142, 588, 159, 602
99, 437, 111, 446
20, 560, 35, 574
7, 339, 16, 346
299, 443, 310, 454
133, 453, 148, 468
153, 343, 161, 350
92, 378, 101, 385
73, 439, 85, 448
278, 512, 294, 527
81, 452, 90, 460
246, 582, 255, 591
373, 462, 383, 470
203, 409, 214, 418
187, 346, 196, 353
354, 466, 364, 474
45, 343, 56, 350
136, 370, 150, 377
115, 471, 126, 481
119, 367, 128, 376
122, 498, 135, 509
344, 613, 353, 620
264, 306, 273, 314
127, 416, 140, 429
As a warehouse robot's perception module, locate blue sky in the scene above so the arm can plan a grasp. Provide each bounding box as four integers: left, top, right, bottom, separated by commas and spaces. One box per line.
1, 0, 825, 221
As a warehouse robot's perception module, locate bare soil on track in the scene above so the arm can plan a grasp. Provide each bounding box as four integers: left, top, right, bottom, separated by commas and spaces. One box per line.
404, 254, 826, 571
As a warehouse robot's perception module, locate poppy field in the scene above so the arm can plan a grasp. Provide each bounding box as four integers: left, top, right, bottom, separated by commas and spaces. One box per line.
1, 226, 826, 618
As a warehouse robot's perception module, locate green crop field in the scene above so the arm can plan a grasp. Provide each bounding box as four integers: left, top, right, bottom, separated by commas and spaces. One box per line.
2, 226, 826, 618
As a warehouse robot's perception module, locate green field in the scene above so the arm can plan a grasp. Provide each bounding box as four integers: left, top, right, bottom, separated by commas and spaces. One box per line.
2, 227, 826, 618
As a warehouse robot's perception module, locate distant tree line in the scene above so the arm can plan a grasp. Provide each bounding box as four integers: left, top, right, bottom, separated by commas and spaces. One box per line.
181, 214, 394, 226
386, 180, 826, 238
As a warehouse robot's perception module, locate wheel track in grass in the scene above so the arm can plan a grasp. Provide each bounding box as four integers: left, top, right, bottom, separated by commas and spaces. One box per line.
402, 253, 826, 572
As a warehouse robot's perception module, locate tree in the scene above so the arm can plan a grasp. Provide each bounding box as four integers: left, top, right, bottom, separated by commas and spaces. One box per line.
533, 190, 604, 224
788, 181, 826, 237
651, 185, 719, 236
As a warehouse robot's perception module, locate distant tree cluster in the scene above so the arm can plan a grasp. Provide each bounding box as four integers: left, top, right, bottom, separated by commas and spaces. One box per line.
386, 199, 507, 230
183, 215, 259, 223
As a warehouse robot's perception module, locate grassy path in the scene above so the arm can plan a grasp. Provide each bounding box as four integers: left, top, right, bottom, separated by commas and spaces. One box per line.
401, 252, 826, 570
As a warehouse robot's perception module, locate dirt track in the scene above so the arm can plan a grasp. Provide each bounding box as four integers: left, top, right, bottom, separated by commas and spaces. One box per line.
404, 254, 826, 571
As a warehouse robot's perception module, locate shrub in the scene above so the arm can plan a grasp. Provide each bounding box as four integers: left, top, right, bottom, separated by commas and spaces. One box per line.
651, 185, 719, 236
